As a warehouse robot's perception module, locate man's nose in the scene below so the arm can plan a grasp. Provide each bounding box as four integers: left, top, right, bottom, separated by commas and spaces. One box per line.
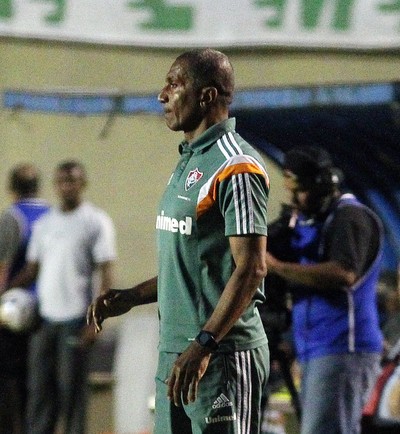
158, 88, 168, 103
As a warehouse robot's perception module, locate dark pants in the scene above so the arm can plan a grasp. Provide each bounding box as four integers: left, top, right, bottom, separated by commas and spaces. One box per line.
26, 318, 90, 434
0, 329, 29, 434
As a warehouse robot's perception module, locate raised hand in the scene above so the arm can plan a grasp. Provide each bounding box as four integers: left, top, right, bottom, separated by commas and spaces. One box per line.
86, 289, 134, 333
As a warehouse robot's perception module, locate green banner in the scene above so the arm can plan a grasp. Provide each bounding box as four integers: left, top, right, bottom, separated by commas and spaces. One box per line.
0, 0, 399, 49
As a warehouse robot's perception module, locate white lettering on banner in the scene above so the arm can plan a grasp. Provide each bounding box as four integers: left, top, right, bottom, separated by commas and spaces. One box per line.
156, 211, 192, 235
0, 0, 399, 49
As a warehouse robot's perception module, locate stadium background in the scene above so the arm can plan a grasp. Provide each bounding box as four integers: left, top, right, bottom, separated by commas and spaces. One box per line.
1, 4, 400, 432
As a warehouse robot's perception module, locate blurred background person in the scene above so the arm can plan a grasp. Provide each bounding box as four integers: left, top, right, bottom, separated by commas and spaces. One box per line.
378, 270, 400, 359
0, 163, 50, 434
265, 146, 383, 434
10, 160, 117, 434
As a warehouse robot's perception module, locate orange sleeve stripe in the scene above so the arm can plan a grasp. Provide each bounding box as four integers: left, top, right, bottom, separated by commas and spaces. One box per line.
196, 162, 269, 218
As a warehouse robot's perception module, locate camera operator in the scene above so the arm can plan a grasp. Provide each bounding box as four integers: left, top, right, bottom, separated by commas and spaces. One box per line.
265, 146, 383, 434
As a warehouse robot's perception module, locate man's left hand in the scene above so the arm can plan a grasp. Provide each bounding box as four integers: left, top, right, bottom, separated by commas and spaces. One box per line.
167, 341, 212, 406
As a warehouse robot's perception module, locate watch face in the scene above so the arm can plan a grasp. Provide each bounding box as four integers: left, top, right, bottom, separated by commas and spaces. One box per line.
196, 331, 218, 350
198, 332, 210, 346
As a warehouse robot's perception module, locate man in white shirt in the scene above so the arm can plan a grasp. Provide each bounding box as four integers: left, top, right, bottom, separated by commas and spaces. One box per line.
11, 160, 117, 434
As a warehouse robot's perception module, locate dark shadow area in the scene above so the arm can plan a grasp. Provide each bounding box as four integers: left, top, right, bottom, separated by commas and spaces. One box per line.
232, 82, 400, 270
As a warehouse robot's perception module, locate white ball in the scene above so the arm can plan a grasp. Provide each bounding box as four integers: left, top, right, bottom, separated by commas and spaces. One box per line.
0, 287, 38, 333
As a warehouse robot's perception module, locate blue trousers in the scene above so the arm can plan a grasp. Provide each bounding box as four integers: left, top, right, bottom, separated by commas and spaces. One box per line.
26, 318, 90, 434
300, 352, 381, 434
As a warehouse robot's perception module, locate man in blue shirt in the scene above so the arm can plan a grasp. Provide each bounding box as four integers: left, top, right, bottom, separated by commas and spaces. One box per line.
266, 146, 383, 434
0, 163, 50, 434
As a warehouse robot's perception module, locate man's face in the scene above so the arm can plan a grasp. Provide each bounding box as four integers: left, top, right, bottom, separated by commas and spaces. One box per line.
284, 170, 321, 215
158, 59, 203, 133
54, 167, 86, 210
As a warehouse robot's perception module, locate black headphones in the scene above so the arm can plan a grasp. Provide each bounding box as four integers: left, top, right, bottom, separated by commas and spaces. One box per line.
310, 167, 343, 197
284, 146, 343, 195
316, 166, 342, 185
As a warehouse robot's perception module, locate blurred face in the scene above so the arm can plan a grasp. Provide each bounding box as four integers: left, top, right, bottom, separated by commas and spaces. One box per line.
283, 170, 324, 216
158, 59, 203, 134
283, 170, 307, 210
54, 167, 86, 211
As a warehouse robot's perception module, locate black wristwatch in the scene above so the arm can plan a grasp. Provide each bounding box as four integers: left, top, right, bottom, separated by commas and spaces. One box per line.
195, 330, 219, 351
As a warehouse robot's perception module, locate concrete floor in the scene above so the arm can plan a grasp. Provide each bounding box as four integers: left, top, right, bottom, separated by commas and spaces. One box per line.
87, 385, 114, 434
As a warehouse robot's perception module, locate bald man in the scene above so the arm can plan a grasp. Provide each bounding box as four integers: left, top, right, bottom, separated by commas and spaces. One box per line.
0, 163, 50, 434
88, 48, 270, 434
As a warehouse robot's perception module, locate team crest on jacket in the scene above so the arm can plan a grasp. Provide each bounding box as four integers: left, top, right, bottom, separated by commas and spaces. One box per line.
185, 168, 203, 191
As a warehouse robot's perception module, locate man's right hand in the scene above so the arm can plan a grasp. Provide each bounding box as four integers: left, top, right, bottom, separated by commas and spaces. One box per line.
86, 289, 134, 333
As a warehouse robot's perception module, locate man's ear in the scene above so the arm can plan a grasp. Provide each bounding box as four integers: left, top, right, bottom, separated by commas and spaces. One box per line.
200, 87, 218, 106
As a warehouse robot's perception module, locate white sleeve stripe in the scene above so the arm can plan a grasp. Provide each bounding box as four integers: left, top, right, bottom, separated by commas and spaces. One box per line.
238, 174, 248, 235
233, 173, 257, 235
244, 173, 255, 233
232, 175, 241, 234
